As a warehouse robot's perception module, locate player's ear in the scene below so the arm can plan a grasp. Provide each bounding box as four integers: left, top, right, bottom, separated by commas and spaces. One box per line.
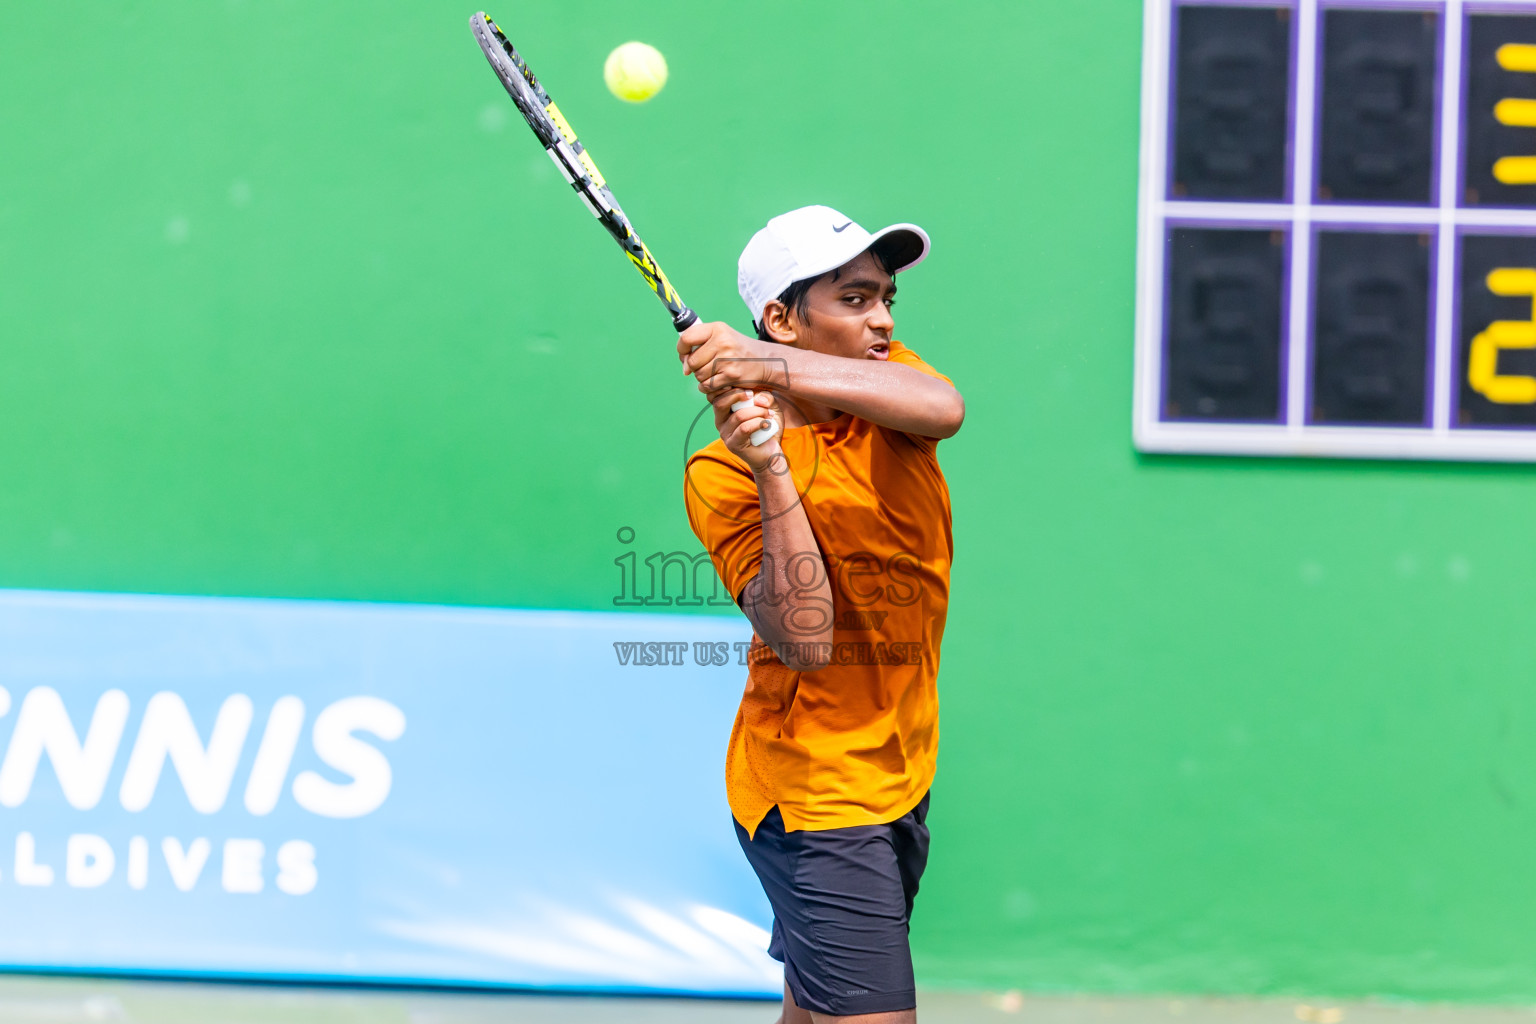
759, 300, 798, 345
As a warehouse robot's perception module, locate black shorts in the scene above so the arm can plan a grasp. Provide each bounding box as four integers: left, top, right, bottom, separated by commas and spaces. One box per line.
733, 794, 931, 1018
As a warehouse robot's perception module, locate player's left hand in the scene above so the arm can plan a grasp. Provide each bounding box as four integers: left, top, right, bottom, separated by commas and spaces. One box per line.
678, 320, 785, 395
712, 387, 781, 469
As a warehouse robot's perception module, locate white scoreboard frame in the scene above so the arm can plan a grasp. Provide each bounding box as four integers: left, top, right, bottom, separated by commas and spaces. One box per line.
1134, 0, 1536, 461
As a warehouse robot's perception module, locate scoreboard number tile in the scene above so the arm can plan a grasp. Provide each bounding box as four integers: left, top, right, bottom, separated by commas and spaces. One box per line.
1172, 5, 1293, 200
1136, 0, 1536, 461
1311, 228, 1432, 427
1465, 14, 1536, 205
1164, 226, 1289, 423
1459, 232, 1536, 422
1317, 9, 1439, 205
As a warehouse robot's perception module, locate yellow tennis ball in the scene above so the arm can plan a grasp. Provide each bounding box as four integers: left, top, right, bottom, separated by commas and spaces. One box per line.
604, 41, 668, 103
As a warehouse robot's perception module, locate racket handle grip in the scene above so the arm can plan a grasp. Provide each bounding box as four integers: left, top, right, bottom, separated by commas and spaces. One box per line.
730, 394, 779, 448
685, 307, 770, 440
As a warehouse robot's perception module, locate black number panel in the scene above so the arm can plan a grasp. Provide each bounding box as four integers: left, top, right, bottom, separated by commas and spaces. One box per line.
1165, 227, 1286, 422
1317, 10, 1438, 204
1310, 231, 1430, 426
1171, 6, 1292, 200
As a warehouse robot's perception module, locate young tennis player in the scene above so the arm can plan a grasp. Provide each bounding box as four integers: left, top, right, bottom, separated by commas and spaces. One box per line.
678, 206, 963, 1024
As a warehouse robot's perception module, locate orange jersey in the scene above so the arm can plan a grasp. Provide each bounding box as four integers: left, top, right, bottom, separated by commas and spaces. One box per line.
684, 341, 954, 836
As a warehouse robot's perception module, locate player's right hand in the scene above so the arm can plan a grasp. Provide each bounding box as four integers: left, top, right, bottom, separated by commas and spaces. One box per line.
713, 388, 782, 473
679, 320, 783, 395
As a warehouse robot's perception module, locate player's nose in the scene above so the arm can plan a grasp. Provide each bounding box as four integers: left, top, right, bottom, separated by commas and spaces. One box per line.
868, 302, 894, 333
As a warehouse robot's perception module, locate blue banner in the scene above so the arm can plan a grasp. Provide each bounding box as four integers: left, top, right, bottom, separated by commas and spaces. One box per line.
0, 589, 776, 996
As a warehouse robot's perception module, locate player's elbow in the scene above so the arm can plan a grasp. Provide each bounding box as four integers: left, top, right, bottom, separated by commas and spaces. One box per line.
930, 388, 966, 439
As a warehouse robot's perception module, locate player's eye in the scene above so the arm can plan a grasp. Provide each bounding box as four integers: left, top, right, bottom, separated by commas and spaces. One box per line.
844, 294, 864, 307
884, 298, 896, 309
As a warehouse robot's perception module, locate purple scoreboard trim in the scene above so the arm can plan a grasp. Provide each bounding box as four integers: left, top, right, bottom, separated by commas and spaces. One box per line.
1303, 222, 1441, 427
1165, 1, 1299, 205
1160, 219, 1293, 426
1463, 1, 1536, 12
1170, 0, 1297, 7
1283, 222, 1302, 424
1449, 223, 1536, 431
1163, 2, 1181, 204
1310, 3, 1447, 208
1287, 0, 1304, 208
1319, 0, 1443, 10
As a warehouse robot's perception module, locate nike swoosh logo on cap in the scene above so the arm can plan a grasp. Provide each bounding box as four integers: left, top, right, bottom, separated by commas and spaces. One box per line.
832, 222, 853, 232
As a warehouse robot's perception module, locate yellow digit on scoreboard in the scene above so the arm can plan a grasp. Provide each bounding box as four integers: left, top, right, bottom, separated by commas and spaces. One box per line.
1493, 45, 1536, 185
1469, 268, 1536, 404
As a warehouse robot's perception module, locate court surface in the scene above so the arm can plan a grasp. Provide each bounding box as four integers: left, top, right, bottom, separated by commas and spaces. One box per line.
1, 976, 1534, 1024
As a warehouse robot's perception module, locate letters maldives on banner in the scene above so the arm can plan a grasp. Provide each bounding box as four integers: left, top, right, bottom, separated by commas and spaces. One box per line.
0, 590, 773, 996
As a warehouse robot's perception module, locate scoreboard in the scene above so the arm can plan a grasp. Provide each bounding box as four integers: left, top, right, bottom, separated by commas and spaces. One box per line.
1135, 0, 1536, 460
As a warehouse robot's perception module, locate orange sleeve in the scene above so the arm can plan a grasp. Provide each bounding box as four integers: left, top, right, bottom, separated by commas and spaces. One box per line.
886, 340, 954, 387
884, 340, 955, 448
684, 442, 764, 604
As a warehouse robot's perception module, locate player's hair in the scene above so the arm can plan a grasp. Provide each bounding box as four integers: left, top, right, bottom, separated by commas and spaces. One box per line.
756, 245, 896, 342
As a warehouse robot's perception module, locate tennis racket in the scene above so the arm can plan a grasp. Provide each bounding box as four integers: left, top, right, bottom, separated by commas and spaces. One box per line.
469, 12, 697, 334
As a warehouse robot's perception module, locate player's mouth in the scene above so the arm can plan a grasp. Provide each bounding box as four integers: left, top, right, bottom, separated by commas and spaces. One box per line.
867, 341, 890, 360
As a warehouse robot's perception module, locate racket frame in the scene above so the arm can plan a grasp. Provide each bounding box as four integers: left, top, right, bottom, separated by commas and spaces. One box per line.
470, 12, 697, 333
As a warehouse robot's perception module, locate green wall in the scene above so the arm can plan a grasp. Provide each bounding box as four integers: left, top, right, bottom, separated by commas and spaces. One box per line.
4, 0, 1535, 1005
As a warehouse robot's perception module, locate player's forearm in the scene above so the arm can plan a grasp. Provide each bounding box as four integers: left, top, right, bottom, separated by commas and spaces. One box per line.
741, 462, 834, 672
776, 347, 965, 438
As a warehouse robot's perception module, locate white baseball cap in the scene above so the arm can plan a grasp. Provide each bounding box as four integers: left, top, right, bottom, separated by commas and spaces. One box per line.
737, 205, 930, 328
